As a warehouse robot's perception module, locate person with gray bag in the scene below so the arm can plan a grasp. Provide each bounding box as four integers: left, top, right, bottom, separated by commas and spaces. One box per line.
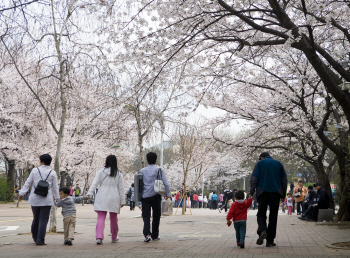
140, 152, 170, 242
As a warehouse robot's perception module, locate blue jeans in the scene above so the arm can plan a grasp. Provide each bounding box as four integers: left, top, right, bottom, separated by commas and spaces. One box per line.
234, 220, 246, 244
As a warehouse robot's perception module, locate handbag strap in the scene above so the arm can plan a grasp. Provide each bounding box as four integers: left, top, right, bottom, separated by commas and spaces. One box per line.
157, 168, 162, 180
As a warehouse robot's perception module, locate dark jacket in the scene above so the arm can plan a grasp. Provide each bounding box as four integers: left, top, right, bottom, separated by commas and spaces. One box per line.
307, 190, 318, 206
249, 156, 287, 200
317, 188, 330, 209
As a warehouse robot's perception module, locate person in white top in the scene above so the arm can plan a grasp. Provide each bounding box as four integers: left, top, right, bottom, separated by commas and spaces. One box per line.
18, 154, 60, 245
87, 155, 125, 244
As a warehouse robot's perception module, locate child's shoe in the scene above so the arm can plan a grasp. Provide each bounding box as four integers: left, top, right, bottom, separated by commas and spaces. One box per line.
240, 243, 245, 249
67, 238, 73, 245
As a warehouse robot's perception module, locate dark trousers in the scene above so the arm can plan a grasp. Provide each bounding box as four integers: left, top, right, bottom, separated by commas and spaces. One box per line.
31, 206, 51, 244
211, 200, 217, 209
234, 220, 247, 244
221, 197, 228, 212
130, 201, 135, 210
142, 195, 161, 239
192, 200, 197, 208
302, 202, 309, 213
296, 201, 303, 214
256, 192, 280, 242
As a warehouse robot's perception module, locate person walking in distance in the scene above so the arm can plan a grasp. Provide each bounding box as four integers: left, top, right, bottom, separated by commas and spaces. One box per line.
74, 184, 81, 197
87, 155, 125, 244
211, 192, 218, 210
284, 193, 294, 215
127, 183, 135, 211
141, 152, 170, 242
18, 154, 60, 245
250, 152, 287, 247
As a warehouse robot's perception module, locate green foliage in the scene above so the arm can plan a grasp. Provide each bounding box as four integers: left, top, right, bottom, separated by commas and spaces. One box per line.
0, 175, 11, 202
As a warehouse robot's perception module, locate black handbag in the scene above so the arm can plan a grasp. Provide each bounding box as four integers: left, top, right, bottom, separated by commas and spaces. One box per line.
34, 168, 52, 197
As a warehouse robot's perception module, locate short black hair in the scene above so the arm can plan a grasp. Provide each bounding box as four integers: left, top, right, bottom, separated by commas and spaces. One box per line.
259, 152, 270, 159
287, 192, 292, 196
59, 187, 70, 195
235, 190, 244, 200
308, 185, 313, 190
298, 180, 303, 183
40, 154, 52, 165
146, 152, 157, 164
131, 183, 134, 187
213, 191, 216, 194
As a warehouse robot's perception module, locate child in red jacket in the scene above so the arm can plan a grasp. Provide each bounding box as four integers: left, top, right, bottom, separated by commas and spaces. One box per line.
226, 190, 252, 249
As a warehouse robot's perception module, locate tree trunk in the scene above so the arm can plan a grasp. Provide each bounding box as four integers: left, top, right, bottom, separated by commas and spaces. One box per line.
336, 156, 350, 221
60, 171, 66, 188
314, 162, 334, 210
138, 136, 144, 169
7, 160, 16, 202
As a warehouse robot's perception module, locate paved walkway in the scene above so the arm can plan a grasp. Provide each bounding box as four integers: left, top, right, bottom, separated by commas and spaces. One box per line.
0, 202, 349, 258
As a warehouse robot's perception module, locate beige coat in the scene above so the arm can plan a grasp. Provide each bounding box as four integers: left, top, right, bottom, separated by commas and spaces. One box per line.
293, 186, 307, 203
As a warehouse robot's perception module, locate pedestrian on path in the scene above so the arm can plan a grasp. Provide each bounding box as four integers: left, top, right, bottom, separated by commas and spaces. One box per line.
192, 192, 198, 208
127, 183, 135, 211
249, 152, 287, 247
293, 180, 308, 215
18, 154, 60, 245
203, 195, 208, 208
56, 187, 87, 245
87, 155, 125, 244
140, 152, 170, 242
211, 192, 218, 210
74, 184, 81, 197
284, 193, 294, 215
226, 190, 252, 249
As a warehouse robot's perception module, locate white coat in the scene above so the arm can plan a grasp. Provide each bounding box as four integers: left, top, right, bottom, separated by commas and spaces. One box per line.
87, 167, 125, 213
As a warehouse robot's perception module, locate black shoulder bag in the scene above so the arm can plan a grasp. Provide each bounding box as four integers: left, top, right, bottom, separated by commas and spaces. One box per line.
34, 168, 52, 197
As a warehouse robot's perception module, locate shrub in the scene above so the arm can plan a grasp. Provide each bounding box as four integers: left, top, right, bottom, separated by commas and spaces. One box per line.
0, 175, 11, 202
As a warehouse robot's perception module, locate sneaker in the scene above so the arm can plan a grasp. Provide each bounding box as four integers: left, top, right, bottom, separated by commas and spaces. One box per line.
266, 241, 276, 247
112, 236, 119, 243
67, 239, 73, 245
256, 231, 267, 245
144, 235, 152, 242
96, 239, 103, 244
36, 242, 47, 246
64, 240, 68, 245
152, 235, 160, 241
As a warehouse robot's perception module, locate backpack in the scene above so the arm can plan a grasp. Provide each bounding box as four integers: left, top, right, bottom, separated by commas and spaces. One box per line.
212, 194, 217, 201
34, 168, 52, 197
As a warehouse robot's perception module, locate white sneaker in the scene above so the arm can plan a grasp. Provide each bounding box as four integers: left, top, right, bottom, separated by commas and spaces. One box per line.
144, 235, 152, 242
112, 236, 119, 243
96, 239, 103, 244
152, 235, 160, 241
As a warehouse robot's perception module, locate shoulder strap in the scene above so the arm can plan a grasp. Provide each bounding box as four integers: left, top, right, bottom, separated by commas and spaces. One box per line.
44, 170, 52, 181
37, 167, 43, 180
157, 168, 162, 180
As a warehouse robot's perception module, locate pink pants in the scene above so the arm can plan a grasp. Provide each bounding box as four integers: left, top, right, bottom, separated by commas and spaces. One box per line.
96, 211, 118, 240
288, 206, 293, 215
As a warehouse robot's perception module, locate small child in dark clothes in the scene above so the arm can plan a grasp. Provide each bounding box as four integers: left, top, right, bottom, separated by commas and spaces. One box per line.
226, 190, 252, 248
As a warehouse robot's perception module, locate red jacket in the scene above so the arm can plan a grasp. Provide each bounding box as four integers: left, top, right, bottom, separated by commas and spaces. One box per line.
192, 194, 198, 201
176, 192, 180, 201
226, 198, 252, 221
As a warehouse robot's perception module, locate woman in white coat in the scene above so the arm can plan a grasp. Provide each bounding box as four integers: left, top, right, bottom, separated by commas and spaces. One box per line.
87, 155, 125, 244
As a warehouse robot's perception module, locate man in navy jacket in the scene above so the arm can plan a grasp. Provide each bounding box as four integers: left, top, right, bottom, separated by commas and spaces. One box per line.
249, 152, 287, 247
